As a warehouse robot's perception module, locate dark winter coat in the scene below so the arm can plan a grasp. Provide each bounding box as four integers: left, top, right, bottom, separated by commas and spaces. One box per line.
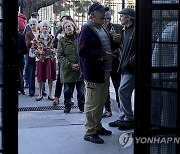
78, 22, 119, 83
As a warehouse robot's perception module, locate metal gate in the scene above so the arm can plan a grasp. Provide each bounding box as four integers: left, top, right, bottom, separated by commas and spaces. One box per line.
135, 0, 180, 154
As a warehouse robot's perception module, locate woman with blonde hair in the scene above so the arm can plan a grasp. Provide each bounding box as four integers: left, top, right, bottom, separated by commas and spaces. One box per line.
57, 20, 85, 113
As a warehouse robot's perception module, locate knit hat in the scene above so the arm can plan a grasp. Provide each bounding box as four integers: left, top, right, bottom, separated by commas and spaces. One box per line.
18, 13, 27, 33
31, 12, 39, 17
105, 11, 111, 19
88, 2, 109, 15
118, 8, 135, 17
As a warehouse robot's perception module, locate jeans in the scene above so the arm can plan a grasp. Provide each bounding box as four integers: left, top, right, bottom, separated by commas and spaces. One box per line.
24, 54, 29, 84
119, 74, 135, 121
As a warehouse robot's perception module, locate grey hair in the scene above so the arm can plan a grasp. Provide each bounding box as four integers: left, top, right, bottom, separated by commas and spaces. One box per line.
29, 18, 38, 25
39, 20, 50, 30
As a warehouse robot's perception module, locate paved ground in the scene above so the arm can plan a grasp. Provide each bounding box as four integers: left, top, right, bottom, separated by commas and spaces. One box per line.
18, 81, 134, 154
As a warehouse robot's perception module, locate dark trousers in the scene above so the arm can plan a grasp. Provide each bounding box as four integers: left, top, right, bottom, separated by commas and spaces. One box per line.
28, 62, 36, 95
104, 58, 121, 112
54, 70, 63, 98
17, 67, 24, 92
63, 81, 85, 109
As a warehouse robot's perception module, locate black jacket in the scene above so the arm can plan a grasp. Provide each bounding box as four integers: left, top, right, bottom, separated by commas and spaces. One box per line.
119, 23, 135, 74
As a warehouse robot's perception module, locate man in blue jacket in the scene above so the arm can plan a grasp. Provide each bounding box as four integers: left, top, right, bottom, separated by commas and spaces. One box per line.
78, 2, 119, 144
109, 8, 135, 130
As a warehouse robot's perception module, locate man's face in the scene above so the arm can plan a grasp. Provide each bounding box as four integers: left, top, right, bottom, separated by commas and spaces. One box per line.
92, 10, 105, 26
119, 14, 128, 26
104, 18, 111, 26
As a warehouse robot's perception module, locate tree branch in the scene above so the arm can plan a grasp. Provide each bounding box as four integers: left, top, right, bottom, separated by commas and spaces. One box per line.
34, 0, 61, 10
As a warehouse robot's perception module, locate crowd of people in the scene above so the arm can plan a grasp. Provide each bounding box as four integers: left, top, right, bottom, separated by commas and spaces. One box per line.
18, 2, 135, 144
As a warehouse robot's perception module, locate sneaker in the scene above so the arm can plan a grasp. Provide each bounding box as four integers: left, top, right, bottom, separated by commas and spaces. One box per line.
53, 97, 59, 106
108, 120, 124, 127
64, 108, 71, 114
84, 134, 104, 144
29, 93, 34, 97
97, 127, 112, 135
42, 92, 47, 97
102, 110, 112, 118
70, 101, 74, 106
20, 90, 26, 95
24, 83, 29, 88
118, 121, 133, 130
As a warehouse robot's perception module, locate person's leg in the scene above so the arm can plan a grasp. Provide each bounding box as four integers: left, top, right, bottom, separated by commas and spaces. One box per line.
42, 83, 46, 96
104, 84, 111, 112
36, 82, 43, 101
48, 79, 54, 100
85, 71, 110, 134
84, 72, 111, 144
75, 81, 85, 112
28, 62, 36, 96
24, 54, 29, 87
102, 87, 112, 117
109, 74, 134, 128
117, 74, 135, 130
63, 83, 74, 113
111, 57, 121, 107
119, 74, 135, 121
111, 73, 121, 107
53, 69, 63, 104
19, 67, 25, 94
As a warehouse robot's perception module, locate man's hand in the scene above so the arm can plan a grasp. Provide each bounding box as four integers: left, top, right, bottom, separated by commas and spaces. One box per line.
72, 64, 79, 71
103, 51, 113, 61
113, 33, 121, 43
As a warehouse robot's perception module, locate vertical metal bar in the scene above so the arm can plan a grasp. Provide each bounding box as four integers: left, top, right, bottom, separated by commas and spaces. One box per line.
134, 0, 151, 153
122, 0, 125, 9
176, 8, 180, 154
2, 0, 18, 153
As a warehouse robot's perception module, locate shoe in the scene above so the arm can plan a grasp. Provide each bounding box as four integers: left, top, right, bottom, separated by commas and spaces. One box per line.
118, 121, 134, 130
70, 101, 74, 106
117, 102, 120, 108
20, 90, 26, 95
64, 108, 71, 113
84, 134, 104, 144
36, 96, 43, 101
29, 94, 34, 97
48, 96, 54, 101
24, 83, 29, 88
102, 110, 112, 118
42, 92, 47, 97
109, 120, 124, 127
97, 127, 112, 135
79, 106, 84, 113
53, 98, 59, 106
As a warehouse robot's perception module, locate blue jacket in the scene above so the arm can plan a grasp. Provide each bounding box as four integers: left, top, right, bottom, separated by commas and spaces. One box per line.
78, 22, 118, 83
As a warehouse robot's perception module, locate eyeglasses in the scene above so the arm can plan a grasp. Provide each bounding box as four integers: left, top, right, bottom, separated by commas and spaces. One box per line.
120, 14, 125, 18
